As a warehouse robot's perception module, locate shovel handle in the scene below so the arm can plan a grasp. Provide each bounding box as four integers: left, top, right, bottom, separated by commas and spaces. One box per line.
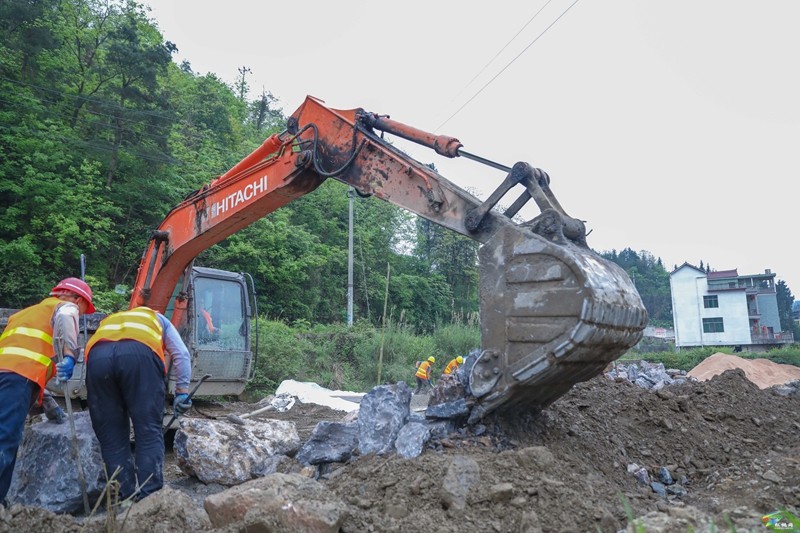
163, 373, 212, 433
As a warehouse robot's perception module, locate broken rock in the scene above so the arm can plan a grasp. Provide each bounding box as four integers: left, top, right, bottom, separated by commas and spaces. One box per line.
357, 382, 411, 456
295, 421, 358, 465
174, 418, 300, 486
8, 412, 105, 514
440, 455, 481, 511
394, 421, 430, 459
203, 473, 348, 532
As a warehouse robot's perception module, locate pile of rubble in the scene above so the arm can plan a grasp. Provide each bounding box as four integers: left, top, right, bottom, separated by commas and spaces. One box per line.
7, 378, 468, 529
605, 360, 689, 390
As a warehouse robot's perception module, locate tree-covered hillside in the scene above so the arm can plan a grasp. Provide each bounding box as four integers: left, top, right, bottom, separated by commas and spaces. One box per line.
0, 0, 479, 333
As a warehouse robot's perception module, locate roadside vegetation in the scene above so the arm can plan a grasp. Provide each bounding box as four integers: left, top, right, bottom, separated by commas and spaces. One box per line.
246, 316, 800, 395
622, 344, 800, 372
247, 318, 479, 395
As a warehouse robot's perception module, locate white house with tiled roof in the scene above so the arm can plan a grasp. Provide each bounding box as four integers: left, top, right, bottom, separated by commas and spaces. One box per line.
669, 263, 792, 350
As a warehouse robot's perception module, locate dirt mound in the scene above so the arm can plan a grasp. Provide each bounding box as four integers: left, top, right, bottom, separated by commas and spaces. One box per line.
688, 352, 800, 388
323, 369, 799, 531
3, 369, 799, 532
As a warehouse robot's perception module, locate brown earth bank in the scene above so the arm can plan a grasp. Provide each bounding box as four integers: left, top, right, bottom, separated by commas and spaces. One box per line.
2, 368, 799, 533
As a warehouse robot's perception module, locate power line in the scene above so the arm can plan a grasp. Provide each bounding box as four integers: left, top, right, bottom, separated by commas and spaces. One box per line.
0, 78, 190, 143
435, 0, 581, 132
0, 123, 178, 165
0, 75, 172, 119
0, 75, 241, 147
457, 0, 555, 95
0, 95, 179, 146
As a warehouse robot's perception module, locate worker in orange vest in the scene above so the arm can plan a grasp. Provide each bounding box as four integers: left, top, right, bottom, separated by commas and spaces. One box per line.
414, 356, 435, 394
443, 356, 463, 376
0, 277, 95, 505
84, 306, 192, 501
201, 308, 215, 334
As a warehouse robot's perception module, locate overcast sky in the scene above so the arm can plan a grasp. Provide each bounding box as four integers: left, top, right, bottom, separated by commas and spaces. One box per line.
143, 0, 800, 295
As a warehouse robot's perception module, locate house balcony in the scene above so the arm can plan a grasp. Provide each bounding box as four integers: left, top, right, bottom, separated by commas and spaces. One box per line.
750, 331, 794, 344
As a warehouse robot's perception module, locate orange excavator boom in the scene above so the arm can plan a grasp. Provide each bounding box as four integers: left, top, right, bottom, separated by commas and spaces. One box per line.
131, 95, 647, 420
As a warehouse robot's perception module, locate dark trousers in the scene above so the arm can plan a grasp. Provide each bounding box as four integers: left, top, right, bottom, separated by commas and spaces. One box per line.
415, 376, 430, 393
86, 340, 166, 500
0, 372, 36, 505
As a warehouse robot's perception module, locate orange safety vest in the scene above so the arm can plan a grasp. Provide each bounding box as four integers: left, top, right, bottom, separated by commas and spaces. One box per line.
415, 360, 432, 379
443, 358, 459, 375
201, 309, 215, 333
0, 297, 61, 401
86, 307, 166, 372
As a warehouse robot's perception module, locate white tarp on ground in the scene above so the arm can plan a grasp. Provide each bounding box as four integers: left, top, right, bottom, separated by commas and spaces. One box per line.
275, 379, 364, 412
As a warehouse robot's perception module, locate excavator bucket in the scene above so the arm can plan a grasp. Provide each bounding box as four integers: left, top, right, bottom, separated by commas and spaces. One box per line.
468, 222, 648, 422
285, 98, 647, 422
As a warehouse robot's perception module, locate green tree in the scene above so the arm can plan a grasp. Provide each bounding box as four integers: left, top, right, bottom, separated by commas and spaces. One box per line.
50, 0, 122, 129
101, 2, 176, 186
414, 218, 479, 317
601, 248, 673, 327
775, 280, 800, 340
0, 0, 59, 79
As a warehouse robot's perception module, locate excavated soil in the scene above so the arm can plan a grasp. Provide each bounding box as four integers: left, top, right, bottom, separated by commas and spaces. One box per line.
2, 368, 799, 532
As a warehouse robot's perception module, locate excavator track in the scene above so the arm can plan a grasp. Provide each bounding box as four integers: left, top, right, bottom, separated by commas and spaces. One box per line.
468, 223, 648, 422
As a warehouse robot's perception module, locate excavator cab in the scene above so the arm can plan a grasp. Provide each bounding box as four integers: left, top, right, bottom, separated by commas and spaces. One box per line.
166, 266, 256, 397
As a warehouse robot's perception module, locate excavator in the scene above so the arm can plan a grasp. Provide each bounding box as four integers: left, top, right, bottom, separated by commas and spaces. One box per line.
73, 96, 649, 421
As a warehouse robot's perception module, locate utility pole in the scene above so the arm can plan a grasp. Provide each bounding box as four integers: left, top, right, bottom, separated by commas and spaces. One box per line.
347, 188, 355, 326
237, 66, 252, 101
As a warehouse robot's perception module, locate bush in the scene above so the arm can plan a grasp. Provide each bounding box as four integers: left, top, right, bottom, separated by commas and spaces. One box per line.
247, 317, 480, 394
249, 318, 315, 393
433, 323, 480, 361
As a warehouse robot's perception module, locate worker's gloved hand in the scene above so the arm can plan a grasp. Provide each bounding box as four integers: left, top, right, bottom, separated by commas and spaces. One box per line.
55, 355, 76, 382
173, 393, 192, 415
42, 393, 66, 424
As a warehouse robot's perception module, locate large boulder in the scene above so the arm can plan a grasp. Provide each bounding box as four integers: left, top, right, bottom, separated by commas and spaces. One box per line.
174, 418, 300, 486
8, 411, 105, 514
357, 382, 411, 456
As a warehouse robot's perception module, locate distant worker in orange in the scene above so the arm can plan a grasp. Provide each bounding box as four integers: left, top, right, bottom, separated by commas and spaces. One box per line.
414, 356, 435, 394
443, 356, 463, 376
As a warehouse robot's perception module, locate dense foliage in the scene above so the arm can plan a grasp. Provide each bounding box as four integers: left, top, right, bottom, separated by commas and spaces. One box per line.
600, 248, 673, 327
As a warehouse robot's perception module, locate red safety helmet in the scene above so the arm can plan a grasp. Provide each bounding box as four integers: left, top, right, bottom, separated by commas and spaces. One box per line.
50, 277, 96, 313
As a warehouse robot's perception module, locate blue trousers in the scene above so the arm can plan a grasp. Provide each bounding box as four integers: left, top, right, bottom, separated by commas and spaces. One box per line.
0, 372, 36, 505
86, 340, 166, 500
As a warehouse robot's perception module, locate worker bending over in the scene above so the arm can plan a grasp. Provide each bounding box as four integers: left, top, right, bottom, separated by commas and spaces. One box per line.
84, 306, 192, 501
443, 356, 463, 376
0, 278, 95, 505
414, 356, 435, 394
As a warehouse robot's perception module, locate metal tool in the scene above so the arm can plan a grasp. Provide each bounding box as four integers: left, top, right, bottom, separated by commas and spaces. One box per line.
54, 336, 90, 515
163, 373, 211, 434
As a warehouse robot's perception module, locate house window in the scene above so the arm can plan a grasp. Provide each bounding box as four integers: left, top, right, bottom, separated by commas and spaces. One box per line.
703, 317, 724, 333
703, 295, 719, 309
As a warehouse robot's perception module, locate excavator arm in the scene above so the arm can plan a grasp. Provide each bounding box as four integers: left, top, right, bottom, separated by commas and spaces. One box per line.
132, 95, 647, 420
